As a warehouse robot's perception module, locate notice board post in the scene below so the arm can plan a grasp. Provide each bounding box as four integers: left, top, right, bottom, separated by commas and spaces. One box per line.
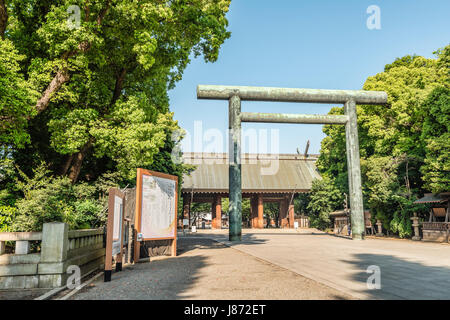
134, 169, 178, 262
105, 187, 126, 282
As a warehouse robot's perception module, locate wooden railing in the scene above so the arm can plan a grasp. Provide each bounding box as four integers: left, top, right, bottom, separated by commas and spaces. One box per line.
422, 222, 449, 231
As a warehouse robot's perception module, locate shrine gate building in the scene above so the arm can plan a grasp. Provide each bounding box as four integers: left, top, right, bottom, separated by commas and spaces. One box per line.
181, 152, 321, 229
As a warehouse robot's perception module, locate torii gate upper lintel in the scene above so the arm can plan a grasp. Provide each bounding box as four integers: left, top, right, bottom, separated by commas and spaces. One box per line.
197, 85, 388, 242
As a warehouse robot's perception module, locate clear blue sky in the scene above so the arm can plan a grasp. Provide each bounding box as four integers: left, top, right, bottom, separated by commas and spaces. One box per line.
168, 0, 450, 154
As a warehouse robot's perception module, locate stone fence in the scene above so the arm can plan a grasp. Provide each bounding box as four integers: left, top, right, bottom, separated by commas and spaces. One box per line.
0, 222, 105, 289
421, 222, 450, 243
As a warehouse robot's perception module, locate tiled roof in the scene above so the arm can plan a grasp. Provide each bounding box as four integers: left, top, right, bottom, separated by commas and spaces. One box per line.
181, 153, 321, 193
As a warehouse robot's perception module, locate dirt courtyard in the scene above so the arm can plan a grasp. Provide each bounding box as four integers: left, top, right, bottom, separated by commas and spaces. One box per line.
72, 236, 351, 300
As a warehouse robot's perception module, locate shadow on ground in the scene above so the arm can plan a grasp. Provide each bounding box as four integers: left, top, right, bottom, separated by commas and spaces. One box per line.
180, 233, 269, 251
343, 253, 450, 299
75, 239, 213, 299
74, 237, 353, 300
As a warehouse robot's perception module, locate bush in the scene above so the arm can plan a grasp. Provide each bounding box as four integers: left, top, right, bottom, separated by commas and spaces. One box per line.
11, 164, 106, 231
0, 205, 16, 232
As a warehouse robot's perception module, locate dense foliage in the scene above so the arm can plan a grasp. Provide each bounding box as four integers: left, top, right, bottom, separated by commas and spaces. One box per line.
306, 177, 343, 230
312, 45, 449, 237
11, 163, 109, 231
0, 0, 231, 231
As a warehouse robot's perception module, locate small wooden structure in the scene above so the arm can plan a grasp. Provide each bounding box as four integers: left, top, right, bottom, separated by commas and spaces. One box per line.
414, 193, 450, 243
330, 210, 350, 236
330, 210, 373, 236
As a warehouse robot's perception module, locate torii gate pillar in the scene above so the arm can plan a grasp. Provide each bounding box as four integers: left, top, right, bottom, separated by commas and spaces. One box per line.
228, 95, 242, 241
344, 99, 364, 240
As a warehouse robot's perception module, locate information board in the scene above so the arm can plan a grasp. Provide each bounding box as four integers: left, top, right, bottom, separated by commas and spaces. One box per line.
135, 169, 178, 261
140, 174, 176, 239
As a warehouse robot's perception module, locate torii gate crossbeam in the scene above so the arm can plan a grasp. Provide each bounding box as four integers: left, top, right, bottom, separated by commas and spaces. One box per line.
197, 85, 388, 241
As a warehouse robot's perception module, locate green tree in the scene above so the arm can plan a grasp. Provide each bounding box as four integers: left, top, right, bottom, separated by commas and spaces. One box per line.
419, 86, 450, 193
221, 197, 251, 225
242, 198, 251, 223
317, 44, 449, 237
264, 202, 279, 224
0, 0, 231, 230
316, 106, 348, 195
0, 39, 38, 147
1, 0, 231, 183
221, 197, 229, 215
294, 193, 310, 216
0, 205, 16, 232
307, 177, 343, 230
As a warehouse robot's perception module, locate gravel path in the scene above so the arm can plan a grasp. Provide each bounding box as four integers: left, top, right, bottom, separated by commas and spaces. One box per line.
73, 237, 351, 300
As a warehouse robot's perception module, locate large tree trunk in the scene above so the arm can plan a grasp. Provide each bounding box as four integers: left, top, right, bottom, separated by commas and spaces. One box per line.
111, 68, 127, 106
60, 154, 74, 176
68, 139, 93, 183
0, 0, 7, 40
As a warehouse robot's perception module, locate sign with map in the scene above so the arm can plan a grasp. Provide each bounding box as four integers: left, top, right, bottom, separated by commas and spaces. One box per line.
135, 169, 178, 260
141, 174, 176, 239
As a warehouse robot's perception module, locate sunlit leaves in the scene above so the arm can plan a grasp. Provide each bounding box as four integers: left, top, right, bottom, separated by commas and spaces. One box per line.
0, 39, 38, 147
420, 86, 450, 193
307, 176, 343, 230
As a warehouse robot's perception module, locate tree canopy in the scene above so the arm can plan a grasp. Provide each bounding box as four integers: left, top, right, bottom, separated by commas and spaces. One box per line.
0, 0, 231, 230
314, 44, 449, 237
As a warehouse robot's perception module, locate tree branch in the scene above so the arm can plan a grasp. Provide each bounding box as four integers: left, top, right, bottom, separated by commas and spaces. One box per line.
35, 68, 70, 114
97, 0, 110, 25
68, 137, 94, 183
60, 154, 74, 175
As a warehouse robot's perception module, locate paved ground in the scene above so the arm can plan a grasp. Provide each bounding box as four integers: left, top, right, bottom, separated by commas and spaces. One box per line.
71, 228, 450, 300
73, 236, 352, 300
199, 228, 450, 300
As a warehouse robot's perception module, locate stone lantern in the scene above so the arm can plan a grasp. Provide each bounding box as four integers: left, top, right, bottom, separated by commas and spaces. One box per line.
376, 219, 383, 237
411, 212, 421, 241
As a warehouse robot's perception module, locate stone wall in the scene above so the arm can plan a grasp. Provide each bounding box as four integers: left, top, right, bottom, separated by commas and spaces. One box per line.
0, 222, 105, 289
422, 222, 449, 243
422, 230, 449, 243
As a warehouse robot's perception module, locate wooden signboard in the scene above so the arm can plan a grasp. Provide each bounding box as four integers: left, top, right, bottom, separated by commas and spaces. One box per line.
134, 168, 178, 262
105, 187, 125, 282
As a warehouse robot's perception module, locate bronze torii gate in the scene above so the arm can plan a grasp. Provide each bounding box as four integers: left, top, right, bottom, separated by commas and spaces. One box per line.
197, 85, 388, 241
